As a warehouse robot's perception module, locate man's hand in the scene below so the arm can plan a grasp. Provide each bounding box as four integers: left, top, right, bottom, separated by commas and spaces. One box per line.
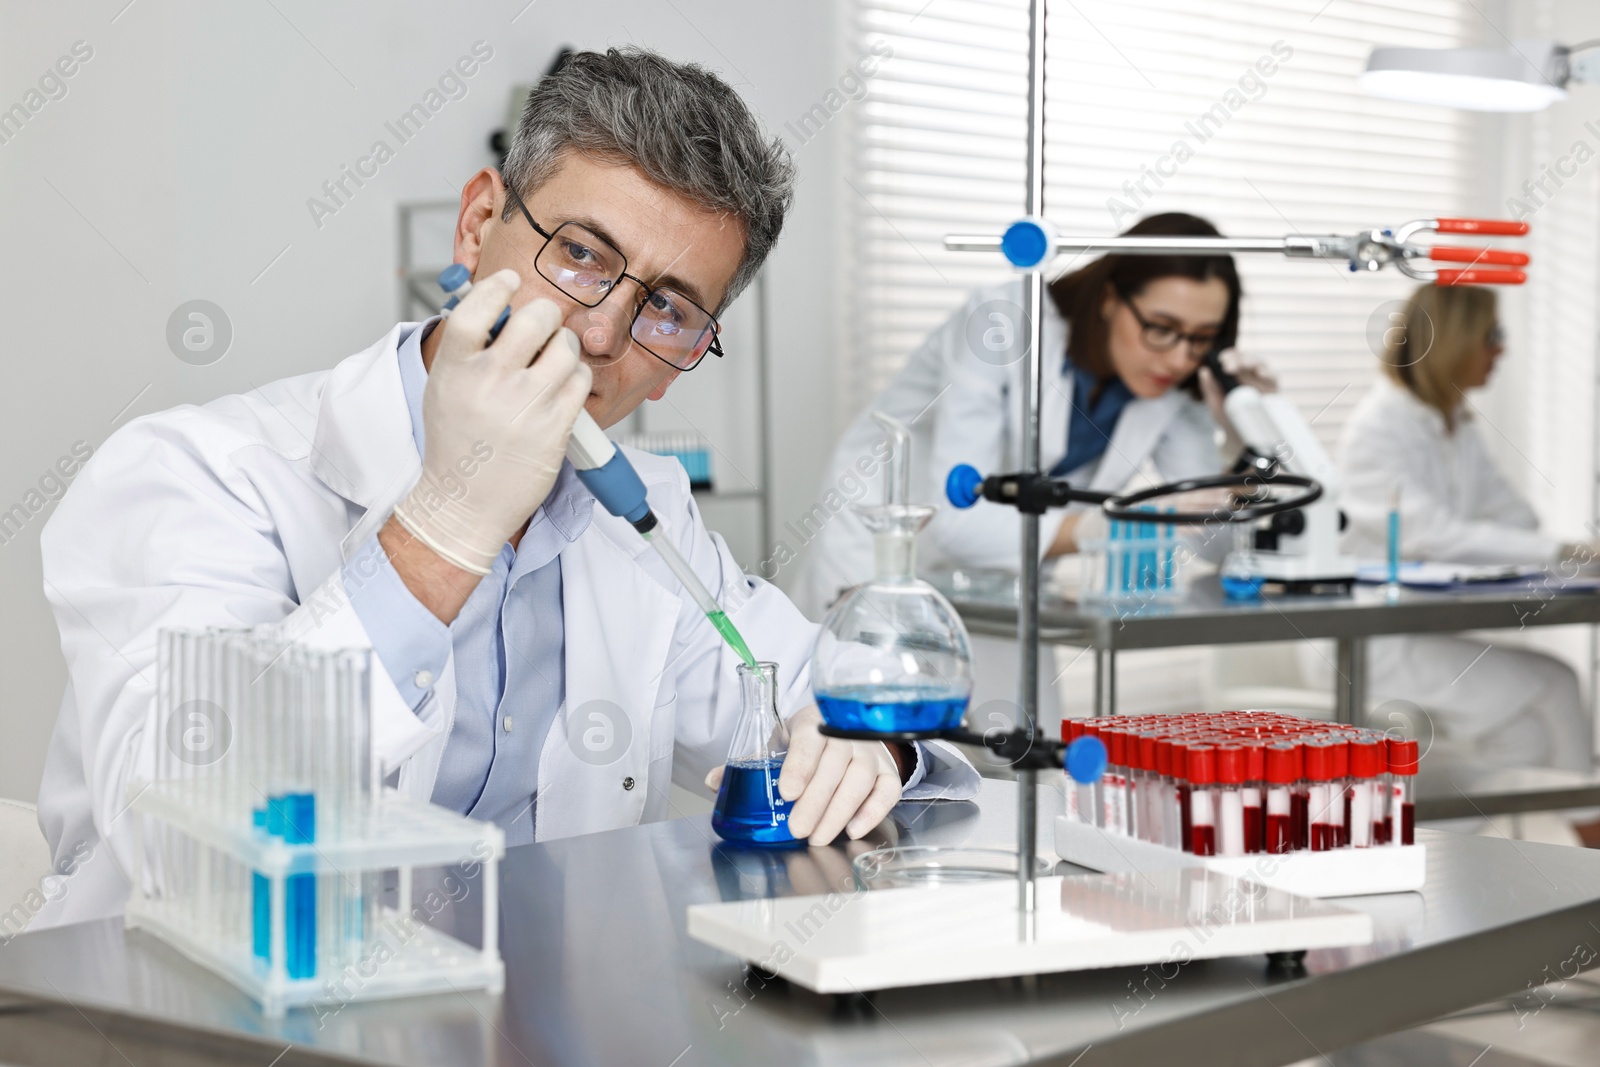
391, 268, 591, 580
703, 704, 903, 845
779, 705, 902, 844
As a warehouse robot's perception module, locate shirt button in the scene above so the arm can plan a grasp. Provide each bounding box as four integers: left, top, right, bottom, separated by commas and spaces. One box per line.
413, 670, 434, 688
503, 716, 514, 733
622, 777, 636, 791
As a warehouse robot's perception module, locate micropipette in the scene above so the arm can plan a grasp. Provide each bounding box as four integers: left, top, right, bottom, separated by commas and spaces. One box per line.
435, 265, 758, 669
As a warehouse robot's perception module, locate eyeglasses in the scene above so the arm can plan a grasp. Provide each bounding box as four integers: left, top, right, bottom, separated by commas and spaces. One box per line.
504, 182, 724, 372
1117, 289, 1222, 359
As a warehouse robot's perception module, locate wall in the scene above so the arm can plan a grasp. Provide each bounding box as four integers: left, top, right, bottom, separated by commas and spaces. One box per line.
0, 0, 843, 802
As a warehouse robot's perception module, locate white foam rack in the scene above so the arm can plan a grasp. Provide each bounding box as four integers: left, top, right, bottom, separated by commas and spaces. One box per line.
687, 866, 1372, 994
1055, 817, 1428, 898
125, 781, 504, 1018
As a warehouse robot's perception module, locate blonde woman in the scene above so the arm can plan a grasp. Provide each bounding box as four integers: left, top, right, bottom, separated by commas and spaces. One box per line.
1339, 285, 1600, 841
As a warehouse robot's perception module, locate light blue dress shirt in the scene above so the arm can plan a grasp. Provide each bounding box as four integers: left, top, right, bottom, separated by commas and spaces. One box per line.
341, 318, 591, 846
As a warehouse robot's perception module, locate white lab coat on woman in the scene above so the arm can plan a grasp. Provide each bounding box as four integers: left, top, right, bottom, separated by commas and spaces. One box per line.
1338, 378, 1587, 766
794, 280, 1223, 726
32, 324, 974, 931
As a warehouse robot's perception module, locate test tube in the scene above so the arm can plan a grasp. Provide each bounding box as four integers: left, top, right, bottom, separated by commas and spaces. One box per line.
1388, 737, 1419, 845
1264, 741, 1299, 854
1215, 745, 1246, 857
1139, 732, 1160, 841
1330, 738, 1351, 848
1155, 737, 1178, 848
1347, 736, 1383, 848
1291, 741, 1311, 851
1306, 741, 1336, 852
1187, 745, 1217, 857
1103, 730, 1128, 835
1242, 741, 1264, 854
1175, 739, 1193, 852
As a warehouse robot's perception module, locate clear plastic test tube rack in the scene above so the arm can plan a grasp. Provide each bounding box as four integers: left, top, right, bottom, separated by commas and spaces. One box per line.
124, 626, 504, 1018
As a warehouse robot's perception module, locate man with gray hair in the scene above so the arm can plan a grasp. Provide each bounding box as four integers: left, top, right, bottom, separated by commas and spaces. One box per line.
36, 48, 977, 928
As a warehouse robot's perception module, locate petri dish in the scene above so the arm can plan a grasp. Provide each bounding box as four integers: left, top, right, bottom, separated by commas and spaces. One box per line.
852, 846, 1053, 891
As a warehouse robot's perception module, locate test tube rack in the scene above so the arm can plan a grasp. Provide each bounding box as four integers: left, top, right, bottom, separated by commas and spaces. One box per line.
123, 628, 504, 1019
1054, 713, 1426, 898
1053, 820, 1424, 898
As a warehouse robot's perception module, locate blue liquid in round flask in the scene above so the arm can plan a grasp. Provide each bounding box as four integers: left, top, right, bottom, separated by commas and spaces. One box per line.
812, 413, 974, 734
711, 661, 803, 847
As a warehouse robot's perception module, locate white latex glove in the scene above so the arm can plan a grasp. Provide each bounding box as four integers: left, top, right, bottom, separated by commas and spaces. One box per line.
704, 705, 902, 845
1198, 349, 1278, 462
392, 269, 592, 574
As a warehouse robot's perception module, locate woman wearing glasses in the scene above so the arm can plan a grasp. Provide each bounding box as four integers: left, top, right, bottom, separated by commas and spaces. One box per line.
795, 213, 1275, 725
1338, 285, 1600, 844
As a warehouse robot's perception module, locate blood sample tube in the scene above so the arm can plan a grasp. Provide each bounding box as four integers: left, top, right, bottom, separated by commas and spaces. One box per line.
1175, 739, 1194, 852
1305, 741, 1336, 852
1290, 741, 1311, 851
1388, 737, 1419, 845
1138, 733, 1160, 842
1126, 732, 1146, 841
1187, 744, 1217, 857
1347, 736, 1383, 848
1330, 737, 1350, 848
1264, 741, 1299, 854
1161, 737, 1182, 848
1215, 745, 1246, 857
1372, 738, 1392, 845
1243, 741, 1265, 853
1107, 729, 1130, 835
1152, 737, 1172, 847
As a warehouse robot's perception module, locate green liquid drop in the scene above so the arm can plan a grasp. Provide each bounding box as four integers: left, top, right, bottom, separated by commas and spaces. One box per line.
708, 610, 758, 669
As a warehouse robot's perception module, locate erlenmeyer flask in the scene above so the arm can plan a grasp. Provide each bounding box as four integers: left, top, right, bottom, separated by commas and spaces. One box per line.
811, 413, 973, 734
711, 661, 802, 846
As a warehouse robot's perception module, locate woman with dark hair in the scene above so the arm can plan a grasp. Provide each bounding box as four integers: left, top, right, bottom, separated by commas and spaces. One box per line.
796, 213, 1275, 724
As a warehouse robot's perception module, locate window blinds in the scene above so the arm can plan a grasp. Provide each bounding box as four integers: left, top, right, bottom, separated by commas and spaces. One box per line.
847, 0, 1479, 452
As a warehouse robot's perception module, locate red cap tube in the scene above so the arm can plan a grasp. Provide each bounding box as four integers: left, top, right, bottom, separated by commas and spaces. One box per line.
1265, 742, 1300, 785
1216, 745, 1246, 785
1349, 737, 1384, 779
1188, 745, 1217, 786
1303, 741, 1333, 782
1388, 737, 1421, 776
1245, 741, 1265, 783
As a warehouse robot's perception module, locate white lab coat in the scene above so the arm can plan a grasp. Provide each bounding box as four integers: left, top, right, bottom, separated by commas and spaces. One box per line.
34, 323, 975, 930
1337, 379, 1583, 751
1339, 377, 1560, 565
795, 280, 1222, 614
793, 280, 1222, 729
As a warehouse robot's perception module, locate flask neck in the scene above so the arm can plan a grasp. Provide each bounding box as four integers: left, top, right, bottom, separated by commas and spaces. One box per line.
873, 530, 918, 581
732, 660, 787, 759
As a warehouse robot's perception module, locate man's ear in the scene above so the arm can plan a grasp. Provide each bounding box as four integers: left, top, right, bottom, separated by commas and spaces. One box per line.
647, 370, 682, 402
452, 168, 505, 277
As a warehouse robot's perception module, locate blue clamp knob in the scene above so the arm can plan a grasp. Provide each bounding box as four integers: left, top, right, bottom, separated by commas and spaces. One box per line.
1065, 735, 1108, 785
946, 464, 984, 509
437, 263, 471, 293
1000, 218, 1053, 270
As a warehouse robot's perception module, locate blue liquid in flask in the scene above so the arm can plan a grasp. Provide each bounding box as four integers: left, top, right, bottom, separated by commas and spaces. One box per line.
1220, 574, 1265, 601
816, 685, 968, 733
712, 756, 801, 846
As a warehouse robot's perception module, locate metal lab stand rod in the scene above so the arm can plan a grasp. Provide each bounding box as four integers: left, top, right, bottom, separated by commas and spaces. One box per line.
1014, 0, 1047, 922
